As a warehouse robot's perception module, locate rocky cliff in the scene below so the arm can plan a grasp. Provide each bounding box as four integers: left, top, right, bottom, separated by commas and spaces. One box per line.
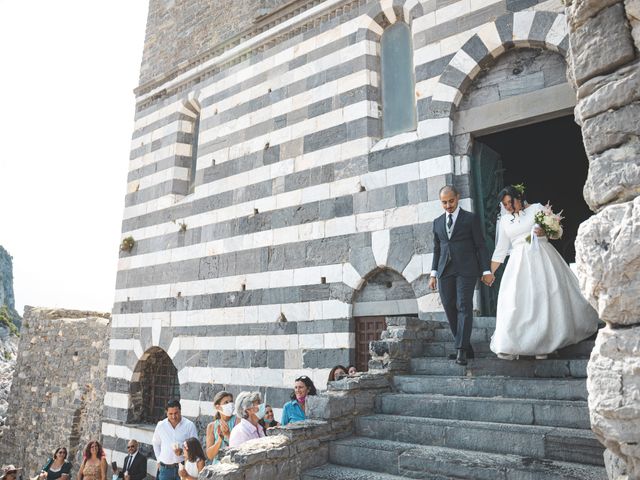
0, 246, 21, 437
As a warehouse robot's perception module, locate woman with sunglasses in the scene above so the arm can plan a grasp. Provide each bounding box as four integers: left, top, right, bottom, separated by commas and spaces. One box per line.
39, 447, 72, 480
281, 376, 317, 425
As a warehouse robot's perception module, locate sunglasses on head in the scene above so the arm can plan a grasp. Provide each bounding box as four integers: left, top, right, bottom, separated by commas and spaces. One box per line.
295, 376, 309, 381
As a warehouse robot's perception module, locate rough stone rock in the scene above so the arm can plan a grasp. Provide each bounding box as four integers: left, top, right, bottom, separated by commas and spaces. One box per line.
587, 325, 640, 478
575, 197, 640, 325
570, 3, 636, 86
581, 102, 640, 155
626, 0, 640, 48
576, 62, 640, 119
583, 139, 640, 211
567, 0, 621, 30
604, 448, 629, 479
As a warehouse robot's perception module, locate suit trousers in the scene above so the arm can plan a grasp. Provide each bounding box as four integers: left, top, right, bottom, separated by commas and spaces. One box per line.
438, 273, 477, 350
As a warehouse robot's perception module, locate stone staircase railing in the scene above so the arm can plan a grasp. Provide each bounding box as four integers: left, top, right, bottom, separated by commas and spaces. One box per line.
368, 315, 438, 374
199, 373, 391, 480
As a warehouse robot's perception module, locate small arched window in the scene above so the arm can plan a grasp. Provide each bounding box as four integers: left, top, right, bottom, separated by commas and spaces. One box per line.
185, 100, 200, 194
380, 22, 416, 137
129, 347, 180, 424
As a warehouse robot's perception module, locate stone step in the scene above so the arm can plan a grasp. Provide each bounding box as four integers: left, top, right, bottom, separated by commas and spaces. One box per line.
356, 414, 603, 466
423, 340, 595, 359
423, 341, 493, 357
302, 464, 411, 480
329, 437, 607, 480
376, 393, 590, 429
431, 327, 494, 342
410, 357, 588, 378
393, 375, 588, 400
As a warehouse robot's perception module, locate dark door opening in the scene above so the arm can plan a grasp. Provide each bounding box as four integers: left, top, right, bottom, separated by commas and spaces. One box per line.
472, 115, 591, 314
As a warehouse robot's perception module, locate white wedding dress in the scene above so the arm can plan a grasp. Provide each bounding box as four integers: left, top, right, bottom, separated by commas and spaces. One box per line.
490, 203, 599, 356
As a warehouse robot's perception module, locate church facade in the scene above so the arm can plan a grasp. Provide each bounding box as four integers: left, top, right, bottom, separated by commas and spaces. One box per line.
102, 0, 581, 467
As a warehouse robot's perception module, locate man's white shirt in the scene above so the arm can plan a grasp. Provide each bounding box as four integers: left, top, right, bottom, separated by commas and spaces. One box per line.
152, 417, 198, 465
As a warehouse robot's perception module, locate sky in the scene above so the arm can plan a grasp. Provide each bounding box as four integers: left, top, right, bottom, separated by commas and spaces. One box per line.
0, 1, 150, 315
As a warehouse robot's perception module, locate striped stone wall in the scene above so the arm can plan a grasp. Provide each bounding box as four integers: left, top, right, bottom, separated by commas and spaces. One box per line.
103, 0, 572, 469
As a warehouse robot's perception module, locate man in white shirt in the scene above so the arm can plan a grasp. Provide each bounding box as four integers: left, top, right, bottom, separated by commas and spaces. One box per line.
429, 185, 494, 366
152, 400, 198, 480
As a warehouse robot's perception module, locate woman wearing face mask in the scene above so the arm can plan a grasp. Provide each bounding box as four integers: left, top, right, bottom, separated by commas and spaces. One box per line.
258, 404, 280, 433
228, 392, 266, 447
205, 391, 238, 463
281, 376, 317, 426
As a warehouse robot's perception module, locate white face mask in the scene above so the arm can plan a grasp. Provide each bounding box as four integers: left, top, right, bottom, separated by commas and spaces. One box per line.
221, 403, 234, 417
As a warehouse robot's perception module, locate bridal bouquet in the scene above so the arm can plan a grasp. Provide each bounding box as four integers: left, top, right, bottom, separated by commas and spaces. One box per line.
526, 203, 563, 243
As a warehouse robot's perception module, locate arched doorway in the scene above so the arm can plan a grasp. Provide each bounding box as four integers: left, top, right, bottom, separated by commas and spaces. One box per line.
128, 347, 180, 424
453, 47, 589, 315
352, 268, 417, 371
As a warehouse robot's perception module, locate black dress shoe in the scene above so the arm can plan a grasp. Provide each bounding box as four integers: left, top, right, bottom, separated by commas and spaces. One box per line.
456, 349, 468, 365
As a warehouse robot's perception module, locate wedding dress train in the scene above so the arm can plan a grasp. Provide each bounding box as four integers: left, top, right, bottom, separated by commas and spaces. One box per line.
490, 203, 599, 357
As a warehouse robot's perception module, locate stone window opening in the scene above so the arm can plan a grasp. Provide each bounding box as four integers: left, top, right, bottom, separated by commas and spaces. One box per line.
380, 21, 416, 137
185, 98, 201, 195
128, 347, 180, 425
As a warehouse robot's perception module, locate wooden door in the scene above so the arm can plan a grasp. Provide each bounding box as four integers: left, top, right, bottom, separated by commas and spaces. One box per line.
355, 316, 386, 372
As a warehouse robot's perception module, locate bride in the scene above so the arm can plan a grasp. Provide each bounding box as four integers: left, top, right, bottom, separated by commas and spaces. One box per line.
489, 185, 599, 360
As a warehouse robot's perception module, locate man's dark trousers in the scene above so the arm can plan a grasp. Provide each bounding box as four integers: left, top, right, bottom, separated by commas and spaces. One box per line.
438, 264, 476, 350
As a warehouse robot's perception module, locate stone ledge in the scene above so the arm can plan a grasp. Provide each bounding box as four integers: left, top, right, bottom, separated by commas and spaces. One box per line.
199, 372, 390, 479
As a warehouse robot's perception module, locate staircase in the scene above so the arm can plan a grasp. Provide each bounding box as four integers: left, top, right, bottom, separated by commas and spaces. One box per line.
304, 317, 606, 480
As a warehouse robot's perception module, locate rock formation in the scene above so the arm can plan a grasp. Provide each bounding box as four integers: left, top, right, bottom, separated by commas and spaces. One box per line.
0, 246, 20, 437
568, 0, 640, 478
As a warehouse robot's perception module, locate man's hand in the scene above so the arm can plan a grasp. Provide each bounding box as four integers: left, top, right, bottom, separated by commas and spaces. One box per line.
481, 273, 495, 286
428, 276, 437, 290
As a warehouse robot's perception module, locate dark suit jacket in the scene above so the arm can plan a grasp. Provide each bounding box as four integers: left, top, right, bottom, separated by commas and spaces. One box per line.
431, 208, 490, 278
118, 452, 147, 480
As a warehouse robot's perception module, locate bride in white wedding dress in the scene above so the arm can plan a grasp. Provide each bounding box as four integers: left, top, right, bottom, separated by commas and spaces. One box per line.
489, 185, 600, 360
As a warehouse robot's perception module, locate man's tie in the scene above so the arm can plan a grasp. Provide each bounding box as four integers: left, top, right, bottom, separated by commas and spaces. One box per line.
447, 214, 453, 237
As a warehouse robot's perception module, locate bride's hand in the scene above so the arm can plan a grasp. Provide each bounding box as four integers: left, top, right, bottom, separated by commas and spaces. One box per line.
534, 226, 545, 237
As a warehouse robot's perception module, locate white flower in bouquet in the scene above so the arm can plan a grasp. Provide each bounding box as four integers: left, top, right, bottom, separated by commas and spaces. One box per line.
527, 203, 564, 242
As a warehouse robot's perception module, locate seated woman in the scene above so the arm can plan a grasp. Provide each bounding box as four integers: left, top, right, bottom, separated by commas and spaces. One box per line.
205, 391, 238, 463
178, 438, 205, 480
258, 405, 280, 434
281, 376, 317, 426
228, 392, 266, 447
327, 365, 347, 384
39, 447, 72, 480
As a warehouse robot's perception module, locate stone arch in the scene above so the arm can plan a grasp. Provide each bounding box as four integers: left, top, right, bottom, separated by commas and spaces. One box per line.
429, 11, 569, 127
352, 267, 418, 317
127, 346, 180, 424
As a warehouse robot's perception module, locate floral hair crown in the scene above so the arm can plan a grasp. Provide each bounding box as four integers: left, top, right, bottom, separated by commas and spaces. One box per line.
512, 183, 526, 195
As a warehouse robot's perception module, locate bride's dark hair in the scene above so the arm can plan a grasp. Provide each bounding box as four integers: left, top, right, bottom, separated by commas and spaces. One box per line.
497, 185, 527, 221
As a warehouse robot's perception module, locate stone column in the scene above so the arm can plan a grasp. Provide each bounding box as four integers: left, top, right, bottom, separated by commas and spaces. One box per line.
566, 1, 640, 478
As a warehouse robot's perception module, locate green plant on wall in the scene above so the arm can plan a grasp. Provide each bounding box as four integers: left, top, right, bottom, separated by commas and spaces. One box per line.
0, 305, 18, 336
120, 236, 136, 252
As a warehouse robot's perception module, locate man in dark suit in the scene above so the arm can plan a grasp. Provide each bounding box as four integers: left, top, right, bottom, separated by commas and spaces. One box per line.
429, 185, 494, 365
113, 440, 147, 480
